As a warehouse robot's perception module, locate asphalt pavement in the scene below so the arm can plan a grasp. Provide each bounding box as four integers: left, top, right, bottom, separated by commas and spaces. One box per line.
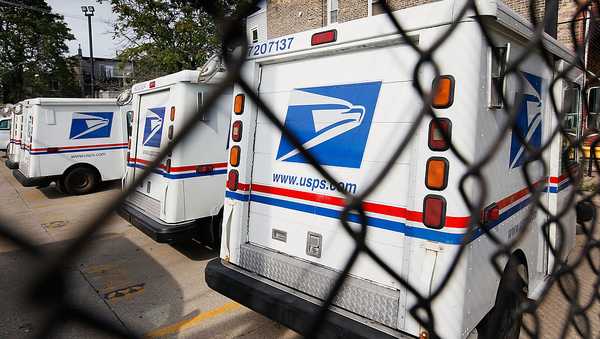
0, 156, 597, 338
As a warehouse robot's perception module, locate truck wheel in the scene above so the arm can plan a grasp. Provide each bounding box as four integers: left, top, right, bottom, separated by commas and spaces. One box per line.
64, 167, 98, 195
55, 177, 67, 194
477, 257, 527, 339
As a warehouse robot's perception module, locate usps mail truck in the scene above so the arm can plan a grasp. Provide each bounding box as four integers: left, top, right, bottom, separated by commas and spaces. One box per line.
6, 101, 26, 169
119, 66, 232, 244
13, 98, 127, 195
206, 2, 586, 339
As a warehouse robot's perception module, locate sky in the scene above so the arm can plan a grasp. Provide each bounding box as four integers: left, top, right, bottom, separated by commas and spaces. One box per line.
46, 0, 119, 59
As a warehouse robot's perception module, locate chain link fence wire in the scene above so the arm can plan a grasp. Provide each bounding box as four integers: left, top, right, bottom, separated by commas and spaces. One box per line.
1, 0, 600, 338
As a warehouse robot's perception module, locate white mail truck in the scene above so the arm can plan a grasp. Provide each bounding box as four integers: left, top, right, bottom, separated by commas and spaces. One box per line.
206, 2, 587, 339
6, 101, 26, 169
13, 98, 127, 195
119, 64, 232, 244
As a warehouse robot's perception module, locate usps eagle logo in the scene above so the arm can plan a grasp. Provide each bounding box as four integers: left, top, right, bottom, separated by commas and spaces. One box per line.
276, 82, 382, 168
509, 72, 544, 169
69, 112, 113, 139
143, 107, 165, 148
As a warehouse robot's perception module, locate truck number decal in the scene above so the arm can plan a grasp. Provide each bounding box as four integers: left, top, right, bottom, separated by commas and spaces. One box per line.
248, 37, 295, 58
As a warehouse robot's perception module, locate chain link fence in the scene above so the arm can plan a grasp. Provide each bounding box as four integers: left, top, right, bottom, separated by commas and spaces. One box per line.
1, 0, 600, 338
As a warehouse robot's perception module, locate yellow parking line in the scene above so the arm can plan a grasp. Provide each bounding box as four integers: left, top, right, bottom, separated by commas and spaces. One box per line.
144, 301, 241, 338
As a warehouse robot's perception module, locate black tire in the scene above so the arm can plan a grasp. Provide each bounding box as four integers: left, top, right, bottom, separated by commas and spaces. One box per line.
55, 177, 67, 194
64, 167, 98, 195
477, 257, 527, 339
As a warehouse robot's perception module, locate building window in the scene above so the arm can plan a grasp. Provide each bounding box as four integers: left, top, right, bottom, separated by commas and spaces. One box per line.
328, 0, 338, 24
371, 0, 386, 16
102, 65, 115, 79
50, 80, 60, 91
251, 27, 259, 43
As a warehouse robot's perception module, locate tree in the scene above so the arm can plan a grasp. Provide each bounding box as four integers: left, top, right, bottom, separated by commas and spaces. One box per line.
107, 0, 253, 82
0, 0, 80, 104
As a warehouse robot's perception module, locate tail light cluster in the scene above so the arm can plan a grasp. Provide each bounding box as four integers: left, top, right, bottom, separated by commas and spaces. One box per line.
228, 94, 245, 191
423, 76, 454, 229
163, 106, 176, 173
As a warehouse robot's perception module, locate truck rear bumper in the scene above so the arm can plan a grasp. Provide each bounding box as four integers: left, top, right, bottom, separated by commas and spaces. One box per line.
5, 159, 18, 169
12, 170, 54, 187
118, 201, 198, 243
205, 258, 412, 339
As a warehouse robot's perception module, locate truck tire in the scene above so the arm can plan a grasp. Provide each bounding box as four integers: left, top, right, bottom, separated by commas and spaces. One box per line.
64, 166, 98, 195
55, 177, 67, 194
477, 257, 527, 339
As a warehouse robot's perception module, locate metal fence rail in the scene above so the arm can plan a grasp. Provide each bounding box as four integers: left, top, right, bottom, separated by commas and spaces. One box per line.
1, 0, 599, 338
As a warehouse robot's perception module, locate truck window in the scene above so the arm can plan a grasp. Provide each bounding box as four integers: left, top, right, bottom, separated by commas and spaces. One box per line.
587, 87, 600, 130
489, 44, 510, 109
561, 82, 581, 171
0, 119, 10, 130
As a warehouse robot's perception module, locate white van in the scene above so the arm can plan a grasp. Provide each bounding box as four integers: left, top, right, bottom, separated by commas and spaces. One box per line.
5, 101, 26, 169
206, 2, 585, 339
119, 65, 232, 244
13, 98, 127, 195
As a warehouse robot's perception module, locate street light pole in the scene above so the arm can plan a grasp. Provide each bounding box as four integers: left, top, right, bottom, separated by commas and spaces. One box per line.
82, 6, 95, 98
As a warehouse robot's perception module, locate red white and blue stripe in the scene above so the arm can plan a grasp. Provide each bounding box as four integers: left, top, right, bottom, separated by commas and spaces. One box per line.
27, 142, 128, 155
127, 158, 227, 180
225, 175, 573, 245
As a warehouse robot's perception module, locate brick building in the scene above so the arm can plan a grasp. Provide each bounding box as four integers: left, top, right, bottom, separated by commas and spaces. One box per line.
70, 45, 134, 98
260, 0, 599, 74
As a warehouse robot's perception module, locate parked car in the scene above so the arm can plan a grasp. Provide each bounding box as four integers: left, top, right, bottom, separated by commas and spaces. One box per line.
0, 116, 11, 151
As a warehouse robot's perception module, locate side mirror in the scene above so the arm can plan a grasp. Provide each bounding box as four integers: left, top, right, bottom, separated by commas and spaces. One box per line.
588, 87, 600, 114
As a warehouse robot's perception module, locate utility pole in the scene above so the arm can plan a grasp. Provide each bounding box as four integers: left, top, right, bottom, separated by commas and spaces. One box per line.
82, 6, 95, 98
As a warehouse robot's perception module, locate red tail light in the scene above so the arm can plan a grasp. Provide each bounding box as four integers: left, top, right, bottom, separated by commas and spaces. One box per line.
232, 121, 243, 142
227, 170, 239, 191
197, 165, 214, 173
428, 118, 451, 151
149, 81, 156, 88
481, 203, 499, 224
168, 126, 174, 140
311, 30, 337, 46
423, 195, 446, 229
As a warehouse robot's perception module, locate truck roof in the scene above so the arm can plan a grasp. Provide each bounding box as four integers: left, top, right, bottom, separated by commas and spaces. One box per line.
27, 98, 117, 106
247, 0, 577, 66
131, 70, 202, 94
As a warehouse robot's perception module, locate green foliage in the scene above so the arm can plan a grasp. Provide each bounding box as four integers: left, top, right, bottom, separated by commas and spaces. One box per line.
0, 0, 80, 103
108, 0, 229, 82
